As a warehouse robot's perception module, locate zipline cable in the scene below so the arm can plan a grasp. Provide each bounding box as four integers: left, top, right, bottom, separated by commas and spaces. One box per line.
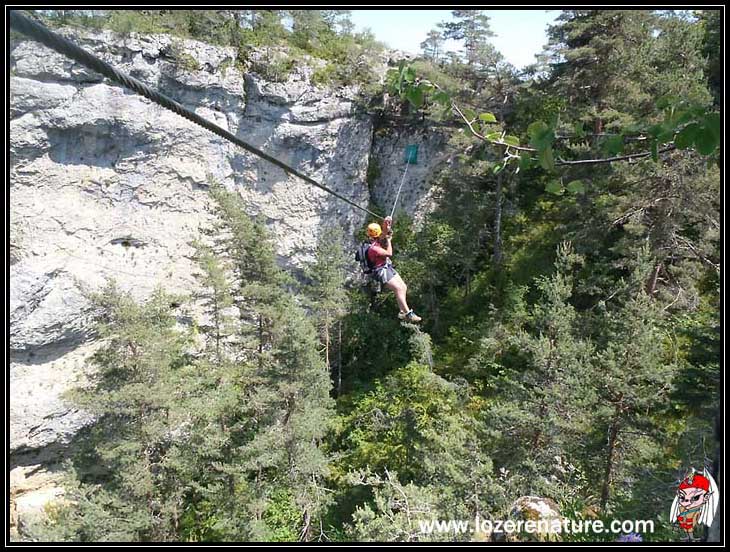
389, 160, 410, 219
9, 10, 383, 219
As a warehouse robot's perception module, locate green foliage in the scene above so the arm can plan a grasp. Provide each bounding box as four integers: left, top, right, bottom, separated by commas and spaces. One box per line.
565, 180, 585, 194
335, 361, 493, 503
38, 9, 383, 88
670, 300, 720, 420
696, 10, 721, 106
439, 10, 496, 67
545, 180, 564, 195
251, 53, 297, 83
168, 40, 200, 72
262, 489, 301, 541
51, 283, 195, 541
304, 227, 349, 397
347, 471, 448, 542
545, 179, 584, 196
35, 186, 338, 542
22, 8, 720, 544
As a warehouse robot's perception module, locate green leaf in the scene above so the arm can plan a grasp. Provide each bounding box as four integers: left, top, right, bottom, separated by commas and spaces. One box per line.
406, 87, 424, 109
694, 113, 720, 154
418, 81, 434, 94
432, 91, 451, 106
539, 146, 555, 171
674, 123, 700, 150
485, 131, 502, 142
402, 67, 416, 83
702, 112, 721, 142
545, 181, 564, 195
602, 135, 624, 156
519, 154, 532, 170
462, 108, 477, 122
504, 135, 520, 147
566, 180, 585, 194
493, 163, 505, 174
528, 121, 554, 149
479, 112, 497, 123
527, 121, 548, 139
694, 127, 718, 155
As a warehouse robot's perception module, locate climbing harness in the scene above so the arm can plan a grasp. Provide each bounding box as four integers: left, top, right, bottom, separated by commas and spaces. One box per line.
9, 11, 382, 219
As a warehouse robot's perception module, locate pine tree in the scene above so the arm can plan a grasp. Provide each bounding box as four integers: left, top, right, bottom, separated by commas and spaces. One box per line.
536, 10, 718, 312
440, 10, 496, 68
484, 243, 596, 496
63, 282, 194, 541
420, 30, 444, 62
545, 10, 659, 135
586, 251, 679, 512
696, 10, 721, 106
206, 185, 334, 541
233, 290, 334, 541
305, 227, 348, 395
208, 184, 286, 359
338, 361, 496, 506
348, 471, 448, 542
191, 239, 235, 364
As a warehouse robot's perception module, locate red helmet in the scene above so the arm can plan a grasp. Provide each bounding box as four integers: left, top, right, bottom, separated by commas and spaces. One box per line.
679, 474, 710, 492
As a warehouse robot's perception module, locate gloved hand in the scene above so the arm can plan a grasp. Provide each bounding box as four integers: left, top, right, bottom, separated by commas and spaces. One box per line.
383, 216, 393, 235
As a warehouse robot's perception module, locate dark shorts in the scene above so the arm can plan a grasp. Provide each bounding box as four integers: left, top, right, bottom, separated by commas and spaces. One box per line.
372, 263, 398, 285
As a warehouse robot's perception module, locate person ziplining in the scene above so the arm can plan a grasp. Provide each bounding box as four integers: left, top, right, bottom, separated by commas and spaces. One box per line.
356, 145, 422, 323
365, 217, 422, 323
10, 11, 424, 323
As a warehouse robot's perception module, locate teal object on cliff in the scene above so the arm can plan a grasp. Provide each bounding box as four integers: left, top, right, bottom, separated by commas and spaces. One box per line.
404, 144, 419, 164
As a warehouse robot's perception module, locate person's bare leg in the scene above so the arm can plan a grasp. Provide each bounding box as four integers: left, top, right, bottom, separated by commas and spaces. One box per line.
385, 274, 410, 313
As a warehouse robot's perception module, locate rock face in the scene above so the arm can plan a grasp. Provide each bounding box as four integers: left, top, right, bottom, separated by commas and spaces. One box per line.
369, 125, 449, 224
10, 465, 66, 541
9, 24, 448, 509
505, 496, 564, 542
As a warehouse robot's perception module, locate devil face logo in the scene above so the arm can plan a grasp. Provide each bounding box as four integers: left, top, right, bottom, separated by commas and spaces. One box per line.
670, 469, 719, 542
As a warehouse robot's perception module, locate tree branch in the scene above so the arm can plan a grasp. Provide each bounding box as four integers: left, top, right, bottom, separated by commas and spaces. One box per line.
451, 101, 536, 152
556, 145, 677, 166
452, 97, 677, 166
429, 81, 679, 167
611, 197, 675, 227
674, 234, 721, 274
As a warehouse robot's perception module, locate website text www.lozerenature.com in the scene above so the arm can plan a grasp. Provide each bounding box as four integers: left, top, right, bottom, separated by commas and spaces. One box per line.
418, 516, 655, 537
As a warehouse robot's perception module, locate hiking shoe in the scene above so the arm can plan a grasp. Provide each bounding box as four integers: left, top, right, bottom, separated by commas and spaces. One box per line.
399, 310, 422, 323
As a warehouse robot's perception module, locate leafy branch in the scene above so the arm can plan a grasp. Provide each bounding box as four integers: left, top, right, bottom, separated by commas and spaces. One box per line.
386, 63, 720, 192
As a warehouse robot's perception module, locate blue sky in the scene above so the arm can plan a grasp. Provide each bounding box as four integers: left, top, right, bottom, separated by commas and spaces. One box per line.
350, 10, 561, 69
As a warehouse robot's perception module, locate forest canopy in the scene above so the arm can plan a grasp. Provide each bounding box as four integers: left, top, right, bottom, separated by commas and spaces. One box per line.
20, 9, 721, 543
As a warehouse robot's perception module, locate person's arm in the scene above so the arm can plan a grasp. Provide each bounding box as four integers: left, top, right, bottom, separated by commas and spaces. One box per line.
370, 238, 393, 258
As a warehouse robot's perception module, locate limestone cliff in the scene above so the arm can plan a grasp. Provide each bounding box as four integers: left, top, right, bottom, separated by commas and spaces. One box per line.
9, 26, 448, 526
